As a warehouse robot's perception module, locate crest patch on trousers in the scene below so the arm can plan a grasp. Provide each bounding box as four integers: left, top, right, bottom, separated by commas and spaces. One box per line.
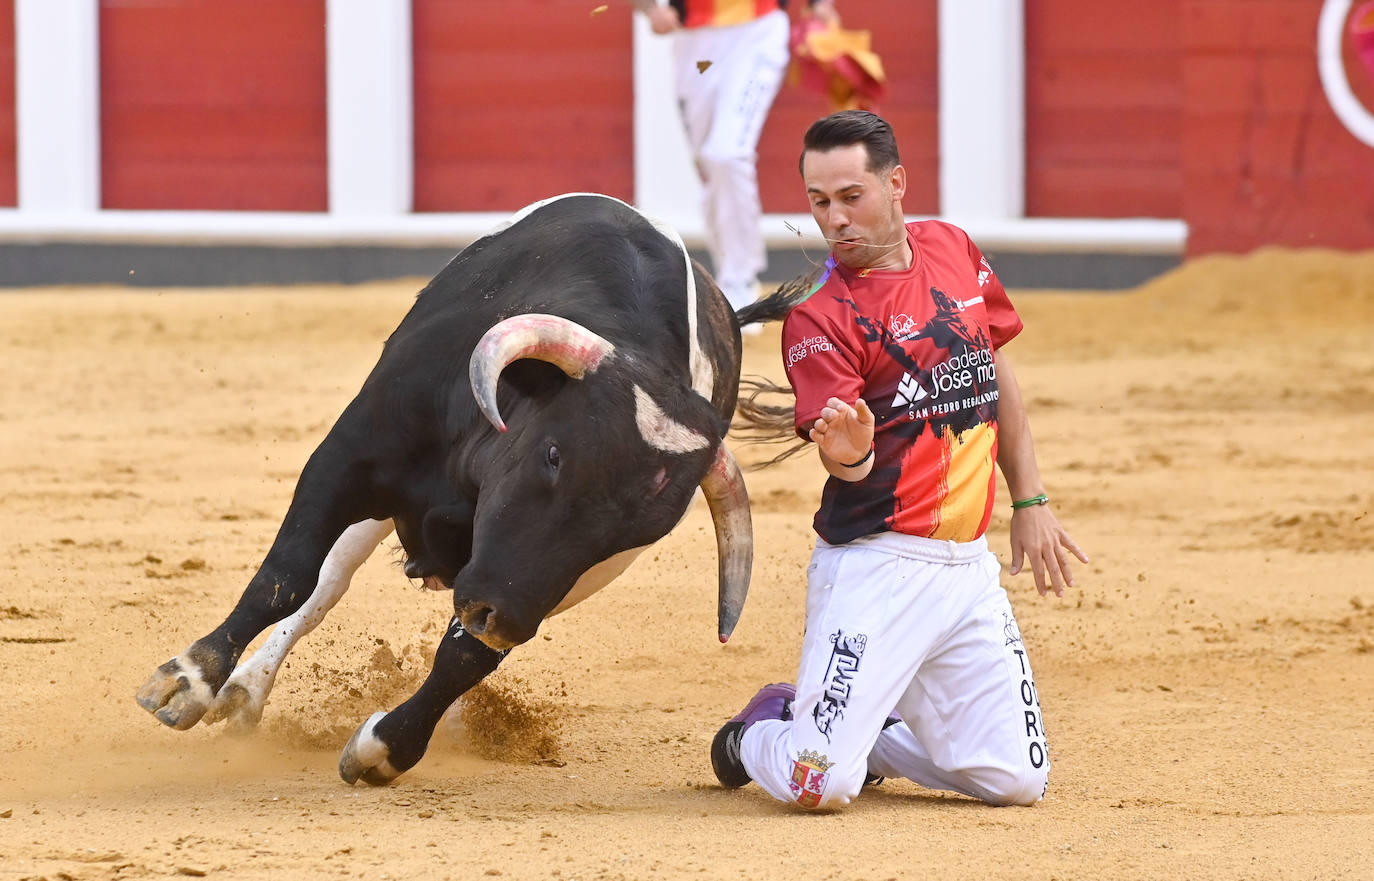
789, 749, 834, 808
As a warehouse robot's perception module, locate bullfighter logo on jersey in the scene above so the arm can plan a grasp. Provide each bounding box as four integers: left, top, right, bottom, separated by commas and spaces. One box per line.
813, 630, 867, 742
888, 312, 919, 340
789, 749, 834, 808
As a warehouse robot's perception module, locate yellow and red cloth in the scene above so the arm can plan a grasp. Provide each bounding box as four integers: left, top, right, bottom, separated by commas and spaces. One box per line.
788, 15, 887, 111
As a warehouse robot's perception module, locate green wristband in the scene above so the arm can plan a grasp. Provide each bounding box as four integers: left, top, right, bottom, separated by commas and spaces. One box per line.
1011, 493, 1049, 509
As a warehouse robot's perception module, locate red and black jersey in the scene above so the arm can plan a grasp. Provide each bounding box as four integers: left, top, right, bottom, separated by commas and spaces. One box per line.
781, 220, 1023, 545
668, 0, 787, 29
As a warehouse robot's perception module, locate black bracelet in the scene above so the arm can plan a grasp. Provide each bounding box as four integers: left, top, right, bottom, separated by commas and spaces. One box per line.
839, 446, 874, 468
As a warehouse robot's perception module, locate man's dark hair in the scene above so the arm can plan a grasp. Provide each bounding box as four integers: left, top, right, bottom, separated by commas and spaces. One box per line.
799, 110, 901, 175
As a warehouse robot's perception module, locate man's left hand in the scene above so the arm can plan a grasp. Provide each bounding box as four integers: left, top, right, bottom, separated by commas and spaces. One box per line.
1008, 505, 1089, 597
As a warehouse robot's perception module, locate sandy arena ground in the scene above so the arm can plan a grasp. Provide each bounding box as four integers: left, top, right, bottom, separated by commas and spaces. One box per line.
1, 248, 1372, 880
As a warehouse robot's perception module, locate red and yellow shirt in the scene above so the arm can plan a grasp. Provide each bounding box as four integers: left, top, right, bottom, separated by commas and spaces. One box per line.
781, 221, 1023, 545
669, 0, 787, 29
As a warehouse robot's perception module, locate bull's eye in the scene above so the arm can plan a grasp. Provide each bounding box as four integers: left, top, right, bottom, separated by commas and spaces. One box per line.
545, 444, 561, 472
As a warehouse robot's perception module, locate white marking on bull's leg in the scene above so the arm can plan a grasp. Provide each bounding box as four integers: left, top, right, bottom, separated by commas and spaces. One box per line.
339, 711, 403, 786
204, 518, 394, 732
134, 655, 216, 730
633, 385, 709, 454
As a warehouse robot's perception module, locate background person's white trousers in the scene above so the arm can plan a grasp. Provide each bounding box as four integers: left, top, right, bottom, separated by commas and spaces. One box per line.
741, 532, 1052, 809
672, 10, 790, 312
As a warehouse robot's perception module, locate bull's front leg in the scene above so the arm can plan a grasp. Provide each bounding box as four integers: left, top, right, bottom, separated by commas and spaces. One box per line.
338, 618, 507, 785
199, 518, 395, 733
136, 453, 368, 730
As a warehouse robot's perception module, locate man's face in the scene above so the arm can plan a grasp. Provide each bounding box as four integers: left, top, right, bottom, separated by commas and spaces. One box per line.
802, 144, 907, 271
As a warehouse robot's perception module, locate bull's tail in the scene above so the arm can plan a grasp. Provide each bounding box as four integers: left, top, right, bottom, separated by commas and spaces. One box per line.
734, 265, 824, 328
730, 268, 824, 468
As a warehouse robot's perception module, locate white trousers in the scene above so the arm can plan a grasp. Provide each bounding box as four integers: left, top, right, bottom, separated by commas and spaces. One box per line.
672, 10, 790, 311
740, 532, 1052, 809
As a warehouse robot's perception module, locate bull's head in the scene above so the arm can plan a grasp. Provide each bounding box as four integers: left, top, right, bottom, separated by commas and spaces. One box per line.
455, 313, 750, 651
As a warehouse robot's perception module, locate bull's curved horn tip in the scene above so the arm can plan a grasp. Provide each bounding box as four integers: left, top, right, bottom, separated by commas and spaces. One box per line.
718, 633, 730, 644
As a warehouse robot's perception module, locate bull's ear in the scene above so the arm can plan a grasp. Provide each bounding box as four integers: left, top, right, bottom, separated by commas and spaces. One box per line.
422, 502, 476, 572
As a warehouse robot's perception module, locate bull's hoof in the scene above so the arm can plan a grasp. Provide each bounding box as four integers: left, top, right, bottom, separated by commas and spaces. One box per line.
339, 712, 403, 786
135, 656, 215, 731
202, 682, 263, 735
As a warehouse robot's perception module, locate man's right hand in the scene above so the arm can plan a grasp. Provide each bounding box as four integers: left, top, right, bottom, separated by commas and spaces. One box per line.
810, 397, 875, 479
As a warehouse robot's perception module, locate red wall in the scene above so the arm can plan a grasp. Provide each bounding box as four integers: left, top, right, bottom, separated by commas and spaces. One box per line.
411, 0, 634, 212
1025, 0, 1374, 253
1025, 0, 1183, 219
759, 0, 939, 215
7, 1, 1371, 256
0, 0, 14, 207
1181, 0, 1374, 254
99, 0, 327, 211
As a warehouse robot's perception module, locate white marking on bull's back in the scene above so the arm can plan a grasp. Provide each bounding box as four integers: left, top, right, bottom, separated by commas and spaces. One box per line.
498, 193, 716, 403
549, 545, 651, 616
634, 385, 709, 454
495, 192, 605, 234
637, 212, 714, 401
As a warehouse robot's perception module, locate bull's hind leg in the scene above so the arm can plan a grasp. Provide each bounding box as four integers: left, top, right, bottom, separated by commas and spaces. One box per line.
201, 518, 395, 733
339, 618, 507, 785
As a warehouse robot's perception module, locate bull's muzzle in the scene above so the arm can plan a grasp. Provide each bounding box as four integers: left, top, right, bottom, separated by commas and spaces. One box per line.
454, 599, 527, 652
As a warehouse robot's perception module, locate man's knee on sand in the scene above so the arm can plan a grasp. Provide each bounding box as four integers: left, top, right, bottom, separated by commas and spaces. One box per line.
783, 759, 1049, 811
969, 762, 1050, 807
784, 757, 867, 811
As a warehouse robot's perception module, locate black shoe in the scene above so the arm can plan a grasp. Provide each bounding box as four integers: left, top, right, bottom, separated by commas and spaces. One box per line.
711, 720, 752, 788
710, 682, 796, 788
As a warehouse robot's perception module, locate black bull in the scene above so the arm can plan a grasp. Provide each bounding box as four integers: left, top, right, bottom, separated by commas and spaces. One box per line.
135, 194, 789, 785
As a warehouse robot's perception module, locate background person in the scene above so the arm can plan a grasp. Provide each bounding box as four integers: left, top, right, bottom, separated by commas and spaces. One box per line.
632, 0, 839, 320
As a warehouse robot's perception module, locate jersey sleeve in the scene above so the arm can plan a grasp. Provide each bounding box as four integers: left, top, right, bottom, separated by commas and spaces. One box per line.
782, 303, 866, 441
965, 235, 1023, 349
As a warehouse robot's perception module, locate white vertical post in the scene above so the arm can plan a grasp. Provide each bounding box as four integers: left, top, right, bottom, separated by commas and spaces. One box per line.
938, 0, 1024, 220
15, 0, 101, 214
326, 0, 414, 216
632, 11, 703, 237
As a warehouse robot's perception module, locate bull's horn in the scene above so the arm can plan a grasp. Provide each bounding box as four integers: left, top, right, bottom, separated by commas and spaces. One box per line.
469, 313, 615, 432
700, 441, 752, 643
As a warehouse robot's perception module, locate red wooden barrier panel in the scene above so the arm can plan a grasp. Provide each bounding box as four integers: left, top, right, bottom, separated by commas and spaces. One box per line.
99, 0, 327, 211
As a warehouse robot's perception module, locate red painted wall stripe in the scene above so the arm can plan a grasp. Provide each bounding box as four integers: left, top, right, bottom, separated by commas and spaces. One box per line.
0, 0, 15, 207
1025, 0, 1183, 219
412, 0, 634, 212
99, 0, 327, 211
1181, 0, 1374, 254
